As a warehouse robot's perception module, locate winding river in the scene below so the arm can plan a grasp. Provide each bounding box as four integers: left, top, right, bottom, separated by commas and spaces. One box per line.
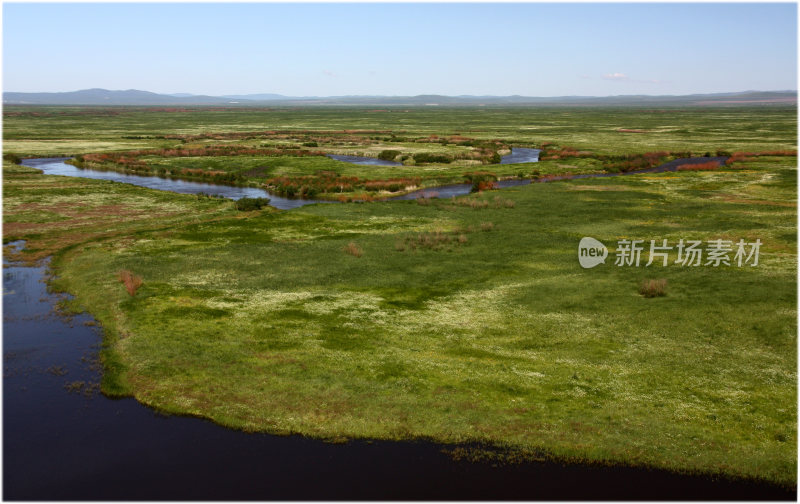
7, 153, 786, 499
23, 154, 727, 209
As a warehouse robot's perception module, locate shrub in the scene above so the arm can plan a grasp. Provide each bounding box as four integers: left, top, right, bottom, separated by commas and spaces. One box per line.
3, 153, 21, 164
639, 279, 667, 298
378, 149, 401, 161
464, 171, 498, 193
302, 141, 318, 147
676, 161, 720, 171
344, 242, 363, 258
413, 153, 453, 164
234, 197, 271, 211
117, 270, 143, 296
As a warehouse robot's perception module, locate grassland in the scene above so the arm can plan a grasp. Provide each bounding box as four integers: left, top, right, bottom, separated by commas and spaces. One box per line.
5, 105, 795, 200
2, 105, 797, 488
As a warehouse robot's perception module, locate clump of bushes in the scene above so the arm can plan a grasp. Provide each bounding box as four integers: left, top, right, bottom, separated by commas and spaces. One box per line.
676, 161, 721, 172
413, 153, 453, 164
463, 171, 498, 192
234, 197, 271, 211
378, 149, 401, 161
118, 270, 143, 296
302, 141, 318, 147
639, 279, 667, 298
3, 153, 21, 164
265, 173, 418, 198
600, 151, 670, 173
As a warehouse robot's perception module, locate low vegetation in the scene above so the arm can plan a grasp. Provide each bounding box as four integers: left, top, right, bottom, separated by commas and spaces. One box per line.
639, 278, 668, 297
117, 270, 143, 296
2, 105, 797, 489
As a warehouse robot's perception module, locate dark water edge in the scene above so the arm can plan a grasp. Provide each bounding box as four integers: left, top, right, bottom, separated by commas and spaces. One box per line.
327, 154, 402, 166
2, 242, 794, 500
20, 158, 330, 211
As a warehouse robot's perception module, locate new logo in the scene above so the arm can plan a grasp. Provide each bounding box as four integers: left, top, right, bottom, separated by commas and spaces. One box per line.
578, 237, 608, 268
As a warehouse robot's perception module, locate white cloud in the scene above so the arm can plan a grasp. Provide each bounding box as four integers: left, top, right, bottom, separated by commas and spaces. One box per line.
603, 72, 629, 81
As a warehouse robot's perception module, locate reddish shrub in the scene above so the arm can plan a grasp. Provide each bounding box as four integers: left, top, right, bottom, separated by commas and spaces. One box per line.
117, 270, 143, 296
676, 161, 721, 171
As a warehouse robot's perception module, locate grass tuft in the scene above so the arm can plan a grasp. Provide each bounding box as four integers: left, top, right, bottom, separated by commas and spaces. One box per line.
117, 270, 143, 296
639, 278, 667, 298
344, 242, 363, 258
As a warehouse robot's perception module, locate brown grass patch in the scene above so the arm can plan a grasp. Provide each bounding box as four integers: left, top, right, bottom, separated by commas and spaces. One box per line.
676, 161, 722, 172
118, 270, 143, 296
639, 279, 667, 298
344, 242, 363, 258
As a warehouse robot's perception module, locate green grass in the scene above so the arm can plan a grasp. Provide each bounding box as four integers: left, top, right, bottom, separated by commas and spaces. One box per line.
23, 156, 794, 487
4, 106, 797, 156
2, 106, 797, 488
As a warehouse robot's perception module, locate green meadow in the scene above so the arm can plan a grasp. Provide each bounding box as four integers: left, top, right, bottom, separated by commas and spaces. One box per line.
2, 106, 797, 487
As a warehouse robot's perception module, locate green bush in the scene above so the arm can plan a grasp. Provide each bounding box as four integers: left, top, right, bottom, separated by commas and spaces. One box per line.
234, 197, 271, 211
378, 149, 401, 161
414, 152, 452, 164
3, 153, 21, 165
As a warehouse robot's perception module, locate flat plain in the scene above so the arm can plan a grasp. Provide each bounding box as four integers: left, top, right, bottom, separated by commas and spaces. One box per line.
3, 105, 797, 488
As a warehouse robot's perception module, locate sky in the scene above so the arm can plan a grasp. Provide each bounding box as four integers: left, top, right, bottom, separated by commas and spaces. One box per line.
2, 2, 797, 97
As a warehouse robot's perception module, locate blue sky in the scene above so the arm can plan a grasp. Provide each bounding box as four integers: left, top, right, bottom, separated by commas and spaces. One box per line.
3, 3, 797, 96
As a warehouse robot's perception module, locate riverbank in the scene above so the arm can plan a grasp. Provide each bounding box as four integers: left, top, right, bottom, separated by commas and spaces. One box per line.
6, 153, 795, 489
6, 252, 792, 499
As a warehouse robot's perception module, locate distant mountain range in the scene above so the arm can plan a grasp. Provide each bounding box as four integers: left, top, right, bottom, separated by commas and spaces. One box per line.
3, 88, 796, 106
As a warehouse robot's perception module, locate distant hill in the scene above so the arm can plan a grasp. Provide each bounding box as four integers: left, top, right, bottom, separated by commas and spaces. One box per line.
3, 88, 796, 106
3, 88, 244, 105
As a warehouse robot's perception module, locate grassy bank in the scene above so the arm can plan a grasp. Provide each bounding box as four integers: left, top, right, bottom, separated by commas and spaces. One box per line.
4, 156, 792, 486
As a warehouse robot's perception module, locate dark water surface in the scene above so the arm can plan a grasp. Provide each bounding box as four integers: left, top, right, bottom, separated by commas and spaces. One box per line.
326, 154, 403, 166
3, 246, 794, 499
501, 147, 541, 164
